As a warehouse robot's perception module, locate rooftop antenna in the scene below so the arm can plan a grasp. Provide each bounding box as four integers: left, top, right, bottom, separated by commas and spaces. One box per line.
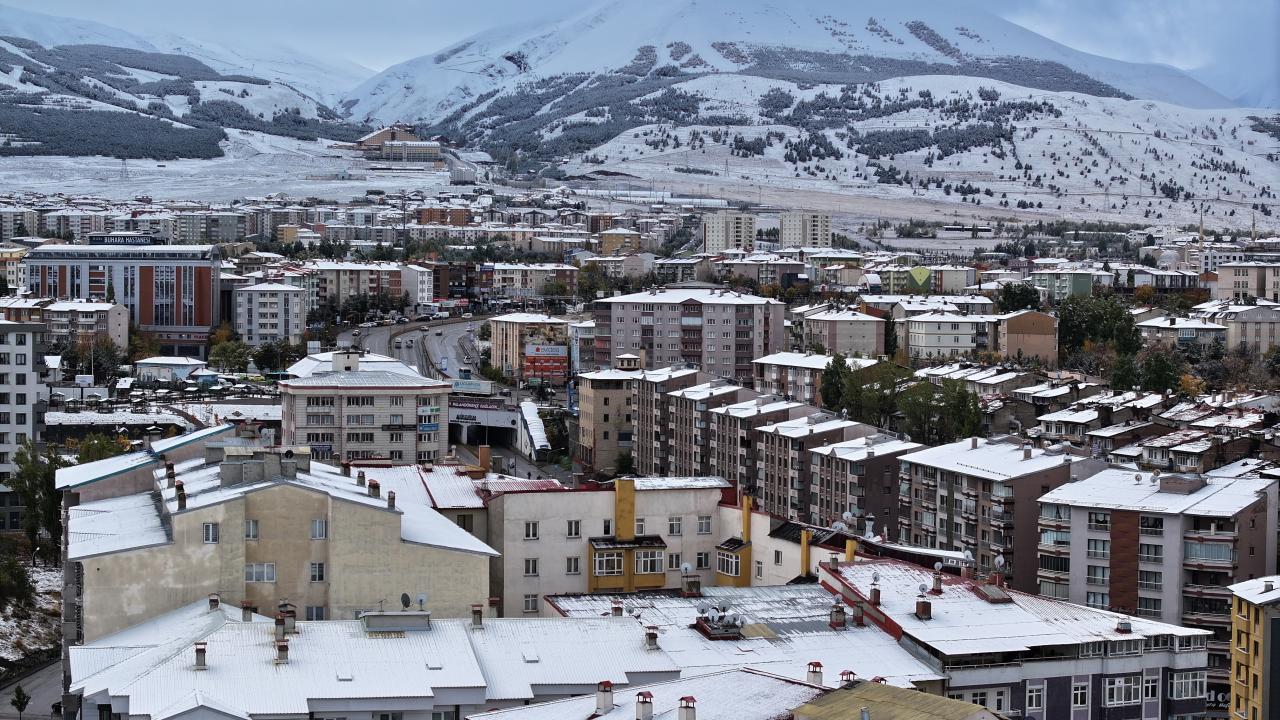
417, 593, 428, 610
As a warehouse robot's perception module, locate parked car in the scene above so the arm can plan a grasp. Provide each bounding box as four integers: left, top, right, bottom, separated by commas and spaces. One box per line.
434, 330, 444, 336
358, 321, 377, 328
393, 340, 403, 349
414, 315, 432, 322
396, 317, 410, 324
461, 312, 474, 319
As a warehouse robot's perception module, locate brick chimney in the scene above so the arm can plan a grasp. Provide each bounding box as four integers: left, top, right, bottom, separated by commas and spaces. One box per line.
806, 661, 823, 685
194, 642, 207, 670
915, 597, 932, 620
678, 697, 696, 720
635, 691, 654, 720
165, 461, 176, 488
208, 593, 220, 612
240, 600, 253, 622
368, 479, 380, 498
274, 638, 289, 664
357, 470, 366, 487
471, 603, 484, 628
829, 602, 847, 630
612, 600, 624, 617
595, 681, 614, 715
644, 626, 658, 650
175, 480, 186, 511
274, 614, 286, 641
387, 490, 396, 510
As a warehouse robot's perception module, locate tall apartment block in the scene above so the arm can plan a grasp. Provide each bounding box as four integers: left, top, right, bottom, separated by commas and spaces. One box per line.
702, 211, 756, 253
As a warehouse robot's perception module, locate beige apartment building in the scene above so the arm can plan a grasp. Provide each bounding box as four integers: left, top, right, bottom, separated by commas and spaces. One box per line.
666, 380, 752, 477
801, 308, 885, 357
708, 395, 808, 493
592, 287, 784, 381
304, 261, 403, 307
64, 444, 496, 642
1215, 262, 1280, 302
575, 354, 642, 477
0, 297, 128, 350
755, 414, 873, 522
488, 312, 571, 383
280, 353, 450, 464
778, 211, 832, 248
633, 366, 705, 476
702, 211, 756, 253
996, 310, 1059, 367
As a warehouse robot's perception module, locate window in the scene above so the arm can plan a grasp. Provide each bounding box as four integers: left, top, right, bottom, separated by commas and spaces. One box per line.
774, 550, 783, 565
1142, 676, 1158, 700
1104, 676, 1142, 706
523, 558, 539, 576
310, 562, 326, 582
635, 517, 646, 535
1087, 538, 1110, 559
305, 606, 326, 621
1138, 569, 1162, 590
668, 516, 682, 536
202, 522, 219, 544
1137, 596, 1163, 617
667, 552, 682, 570
565, 556, 580, 575
697, 515, 712, 534
1025, 686, 1043, 711
245, 563, 276, 582
1139, 515, 1164, 535
1086, 565, 1110, 585
594, 551, 623, 576
244, 519, 259, 540
1139, 542, 1163, 563
636, 550, 663, 574
523, 594, 539, 613
311, 518, 328, 540
603, 519, 612, 536
1170, 670, 1206, 700
716, 551, 740, 576
524, 521, 540, 540
1086, 591, 1110, 609
1088, 511, 1111, 531
1072, 683, 1088, 708
1110, 639, 1141, 656
696, 552, 711, 570
755, 560, 763, 579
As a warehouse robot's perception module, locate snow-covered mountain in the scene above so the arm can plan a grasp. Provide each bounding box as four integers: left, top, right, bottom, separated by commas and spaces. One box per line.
343, 0, 1233, 127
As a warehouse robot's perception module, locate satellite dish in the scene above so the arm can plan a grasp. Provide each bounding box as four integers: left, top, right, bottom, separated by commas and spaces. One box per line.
719, 603, 731, 613
417, 593, 427, 610
400, 593, 412, 610
918, 583, 928, 595
872, 572, 880, 584
841, 511, 855, 523
963, 550, 975, 561
934, 562, 944, 572
994, 554, 1006, 569
681, 562, 693, 574
832, 521, 848, 532
283, 449, 294, 459
697, 604, 709, 615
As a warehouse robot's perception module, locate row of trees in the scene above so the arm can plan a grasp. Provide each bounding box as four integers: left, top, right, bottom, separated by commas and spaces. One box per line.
818, 355, 982, 444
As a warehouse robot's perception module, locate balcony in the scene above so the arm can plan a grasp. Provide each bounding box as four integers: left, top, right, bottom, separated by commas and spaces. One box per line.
1183, 583, 1233, 598
1037, 542, 1070, 555
1038, 569, 1070, 581
1181, 610, 1231, 626
1184, 555, 1236, 569
991, 511, 1013, 526
1184, 529, 1237, 542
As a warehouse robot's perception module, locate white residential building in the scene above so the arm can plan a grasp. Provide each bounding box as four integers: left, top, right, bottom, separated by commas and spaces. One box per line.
703, 212, 756, 254
0, 320, 46, 533
401, 263, 435, 313
234, 282, 307, 347
905, 312, 1000, 360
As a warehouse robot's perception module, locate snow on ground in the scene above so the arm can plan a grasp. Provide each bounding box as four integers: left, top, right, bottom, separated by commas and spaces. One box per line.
0, 563, 61, 663
562, 73, 1280, 232
192, 80, 324, 120
105, 65, 181, 83
0, 130, 452, 202
0, 64, 43, 92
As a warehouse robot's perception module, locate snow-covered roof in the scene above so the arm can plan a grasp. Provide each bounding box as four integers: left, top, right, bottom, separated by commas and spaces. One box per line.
1136, 317, 1227, 331
830, 559, 1206, 658
55, 425, 235, 490
629, 477, 731, 491
804, 309, 884, 323
421, 464, 563, 509
1036, 408, 1099, 424
546, 584, 943, 687
286, 350, 424, 379
1039, 468, 1275, 517
236, 282, 305, 292
135, 356, 207, 367
490, 312, 571, 324
1230, 576, 1280, 606
1086, 421, 1155, 438
756, 415, 862, 439
521, 401, 549, 450
668, 382, 741, 402
709, 397, 805, 419
810, 435, 922, 462
598, 288, 782, 306
280, 371, 447, 389
44, 410, 192, 428
898, 437, 1075, 481
752, 352, 879, 372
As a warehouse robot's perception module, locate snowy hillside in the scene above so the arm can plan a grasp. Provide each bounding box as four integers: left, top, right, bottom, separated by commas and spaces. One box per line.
557, 74, 1279, 230
344, 0, 1231, 127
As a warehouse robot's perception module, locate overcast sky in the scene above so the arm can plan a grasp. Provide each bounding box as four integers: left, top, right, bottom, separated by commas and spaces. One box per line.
6, 0, 1274, 73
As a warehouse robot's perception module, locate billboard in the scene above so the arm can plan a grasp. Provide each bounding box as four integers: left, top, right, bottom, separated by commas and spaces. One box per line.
75, 374, 95, 387
450, 379, 494, 395
525, 344, 568, 357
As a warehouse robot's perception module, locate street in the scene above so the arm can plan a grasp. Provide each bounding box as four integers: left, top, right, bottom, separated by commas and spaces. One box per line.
0, 662, 61, 720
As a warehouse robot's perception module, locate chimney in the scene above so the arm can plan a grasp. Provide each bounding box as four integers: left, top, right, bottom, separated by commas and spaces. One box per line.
970, 436, 978, 450
595, 681, 614, 715
806, 660, 824, 686
1265, 580, 1276, 593
471, 603, 484, 628
194, 642, 207, 670
175, 480, 186, 511
636, 691, 654, 720
274, 614, 286, 641
387, 490, 396, 510
839, 670, 856, 687
1023, 445, 1032, 460
612, 600, 624, 617
644, 625, 659, 650
870, 586, 881, 606
275, 639, 289, 664
829, 602, 847, 630
915, 597, 932, 620
357, 470, 366, 487
342, 462, 351, 477
860, 708, 871, 720
932, 570, 943, 595
849, 601, 865, 626
284, 610, 297, 634
240, 600, 253, 622
678, 697, 696, 720
1116, 618, 1132, 634
479, 444, 492, 471
165, 461, 176, 488
368, 479, 381, 498
208, 593, 220, 611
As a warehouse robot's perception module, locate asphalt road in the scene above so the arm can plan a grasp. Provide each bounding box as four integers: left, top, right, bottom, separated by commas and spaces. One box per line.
0, 661, 62, 720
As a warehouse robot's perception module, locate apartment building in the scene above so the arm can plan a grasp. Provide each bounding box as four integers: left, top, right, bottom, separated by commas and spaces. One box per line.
400, 263, 435, 313
1215, 261, 1280, 302
997, 310, 1059, 366
0, 206, 37, 241
234, 282, 306, 347
823, 558, 1211, 720
666, 380, 752, 477
703, 211, 756, 253
280, 354, 450, 464
61, 444, 496, 642
0, 321, 45, 533
485, 476, 729, 616
708, 396, 808, 493
24, 244, 221, 357
653, 256, 713, 284
488, 313, 571, 385
0, 243, 27, 290
1137, 316, 1229, 347
482, 262, 578, 299
896, 437, 1084, 591
304, 261, 403, 307
905, 312, 1000, 360
809, 434, 923, 531
752, 352, 880, 407
1038, 468, 1278, 716
1229, 576, 1279, 720
576, 355, 643, 476
633, 366, 705, 476
0, 297, 128, 350
593, 288, 784, 381
755, 414, 873, 522
1196, 303, 1280, 354
1029, 268, 1101, 302
778, 211, 832, 248
801, 309, 885, 357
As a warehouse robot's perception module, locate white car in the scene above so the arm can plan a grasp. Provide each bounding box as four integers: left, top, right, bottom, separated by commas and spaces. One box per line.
358, 321, 377, 328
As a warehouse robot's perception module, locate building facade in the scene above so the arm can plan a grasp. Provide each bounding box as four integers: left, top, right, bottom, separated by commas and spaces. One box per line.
703, 212, 756, 254
234, 282, 307, 347
778, 212, 832, 248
